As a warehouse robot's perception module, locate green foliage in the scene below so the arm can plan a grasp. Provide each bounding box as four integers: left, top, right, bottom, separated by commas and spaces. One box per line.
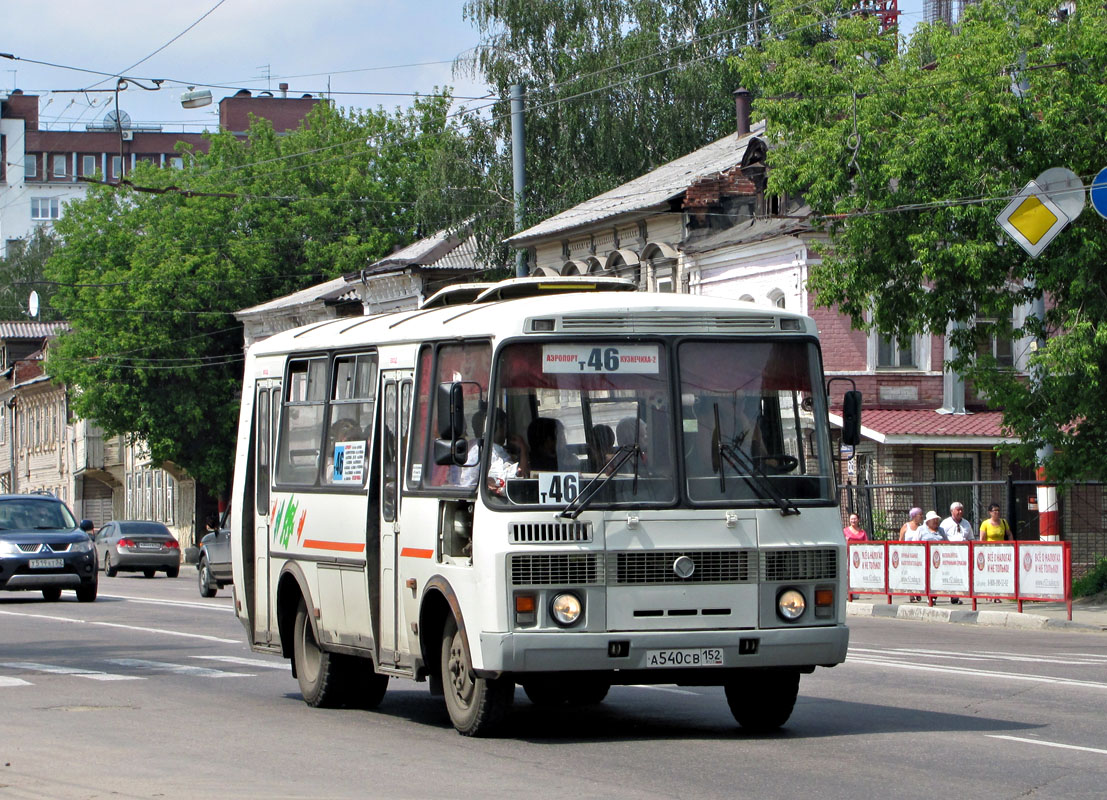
1073, 558, 1107, 599
44, 97, 487, 491
0, 228, 60, 321
735, 0, 1107, 482
870, 508, 895, 541
462, 0, 757, 230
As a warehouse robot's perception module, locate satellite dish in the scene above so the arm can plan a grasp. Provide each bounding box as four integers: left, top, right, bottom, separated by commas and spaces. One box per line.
28, 290, 39, 319
104, 109, 132, 130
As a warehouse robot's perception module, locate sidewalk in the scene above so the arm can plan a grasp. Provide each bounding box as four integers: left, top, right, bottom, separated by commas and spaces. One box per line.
847, 595, 1107, 632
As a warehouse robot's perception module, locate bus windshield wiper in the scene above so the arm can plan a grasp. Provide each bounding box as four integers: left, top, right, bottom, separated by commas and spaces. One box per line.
557, 444, 640, 520
710, 403, 799, 516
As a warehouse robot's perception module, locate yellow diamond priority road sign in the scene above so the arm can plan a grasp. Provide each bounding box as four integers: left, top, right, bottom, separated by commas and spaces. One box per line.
997, 180, 1070, 258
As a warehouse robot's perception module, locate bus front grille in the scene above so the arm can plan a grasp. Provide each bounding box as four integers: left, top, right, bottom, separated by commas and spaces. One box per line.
510, 521, 593, 544
509, 553, 605, 586
760, 548, 838, 581
609, 550, 754, 585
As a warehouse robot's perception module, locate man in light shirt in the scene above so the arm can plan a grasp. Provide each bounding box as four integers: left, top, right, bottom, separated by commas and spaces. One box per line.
941, 502, 975, 542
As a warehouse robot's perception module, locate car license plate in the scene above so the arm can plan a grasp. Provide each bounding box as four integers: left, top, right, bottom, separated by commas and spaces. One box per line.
645, 648, 724, 668
138, 543, 160, 550
30, 558, 65, 569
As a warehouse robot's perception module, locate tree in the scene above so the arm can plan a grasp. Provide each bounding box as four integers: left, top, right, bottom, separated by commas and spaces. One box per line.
462, 0, 761, 236
0, 227, 60, 321
44, 96, 488, 492
734, 0, 1107, 482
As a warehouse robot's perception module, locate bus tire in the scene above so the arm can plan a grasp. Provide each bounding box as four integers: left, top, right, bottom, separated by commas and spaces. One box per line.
347, 658, 390, 710
441, 614, 513, 736
724, 669, 800, 732
293, 599, 345, 708
569, 681, 610, 706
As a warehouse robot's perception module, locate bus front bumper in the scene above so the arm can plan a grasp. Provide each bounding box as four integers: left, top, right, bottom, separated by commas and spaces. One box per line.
477, 624, 849, 677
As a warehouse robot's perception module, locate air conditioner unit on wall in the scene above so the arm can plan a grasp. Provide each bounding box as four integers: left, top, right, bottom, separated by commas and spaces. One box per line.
121, 130, 134, 141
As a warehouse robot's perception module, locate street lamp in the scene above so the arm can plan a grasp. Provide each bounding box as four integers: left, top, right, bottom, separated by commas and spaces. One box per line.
180, 87, 213, 109
113, 77, 164, 180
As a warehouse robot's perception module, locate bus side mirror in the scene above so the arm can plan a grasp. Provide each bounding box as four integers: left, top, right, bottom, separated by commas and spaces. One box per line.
433, 437, 469, 466
841, 390, 862, 447
437, 382, 466, 439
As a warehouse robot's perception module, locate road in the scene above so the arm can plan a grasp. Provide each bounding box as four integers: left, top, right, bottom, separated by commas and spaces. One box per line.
2, 576, 1105, 800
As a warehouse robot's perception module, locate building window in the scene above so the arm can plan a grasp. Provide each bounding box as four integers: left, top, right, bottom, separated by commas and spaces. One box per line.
978, 317, 1015, 369
877, 335, 915, 368
82, 155, 97, 176
0, 403, 5, 444
768, 289, 786, 309
170, 156, 184, 170
111, 156, 123, 178
24, 154, 38, 178
31, 197, 61, 220
165, 475, 175, 524
52, 154, 67, 178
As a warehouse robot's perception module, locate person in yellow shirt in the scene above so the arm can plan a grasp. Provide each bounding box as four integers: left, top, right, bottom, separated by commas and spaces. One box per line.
979, 503, 1013, 542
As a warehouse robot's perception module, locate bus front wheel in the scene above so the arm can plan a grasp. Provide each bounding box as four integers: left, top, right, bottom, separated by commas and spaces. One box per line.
293, 599, 345, 708
441, 615, 513, 736
724, 669, 800, 732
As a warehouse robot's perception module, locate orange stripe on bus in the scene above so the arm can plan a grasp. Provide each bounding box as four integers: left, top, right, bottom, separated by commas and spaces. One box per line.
400, 548, 434, 559
302, 540, 365, 553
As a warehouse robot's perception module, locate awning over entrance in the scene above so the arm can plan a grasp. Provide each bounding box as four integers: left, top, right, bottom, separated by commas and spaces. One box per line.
827, 409, 1014, 447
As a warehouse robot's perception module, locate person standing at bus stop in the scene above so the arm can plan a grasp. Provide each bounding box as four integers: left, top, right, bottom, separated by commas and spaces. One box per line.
941, 502, 975, 541
978, 503, 1013, 602
843, 513, 868, 542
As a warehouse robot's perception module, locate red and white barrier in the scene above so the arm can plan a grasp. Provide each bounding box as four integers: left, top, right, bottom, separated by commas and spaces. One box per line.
847, 540, 1072, 619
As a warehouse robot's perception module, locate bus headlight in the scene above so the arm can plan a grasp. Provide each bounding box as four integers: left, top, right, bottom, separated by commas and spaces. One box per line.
777, 589, 806, 622
550, 592, 583, 627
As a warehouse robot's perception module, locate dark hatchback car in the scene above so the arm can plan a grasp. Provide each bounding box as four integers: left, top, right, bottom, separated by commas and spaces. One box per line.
0, 493, 98, 602
95, 521, 181, 578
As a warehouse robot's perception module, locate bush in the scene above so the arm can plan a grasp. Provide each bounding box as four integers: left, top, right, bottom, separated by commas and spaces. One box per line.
1073, 558, 1107, 598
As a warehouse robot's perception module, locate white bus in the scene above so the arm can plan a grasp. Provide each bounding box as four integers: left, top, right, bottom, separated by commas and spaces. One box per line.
230, 277, 861, 736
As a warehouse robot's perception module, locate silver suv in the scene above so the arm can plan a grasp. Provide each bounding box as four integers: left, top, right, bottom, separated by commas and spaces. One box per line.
0, 493, 98, 602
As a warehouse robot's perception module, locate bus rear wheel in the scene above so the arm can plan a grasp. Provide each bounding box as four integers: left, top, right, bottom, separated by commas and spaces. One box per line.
441, 615, 513, 736
724, 669, 800, 732
293, 599, 346, 708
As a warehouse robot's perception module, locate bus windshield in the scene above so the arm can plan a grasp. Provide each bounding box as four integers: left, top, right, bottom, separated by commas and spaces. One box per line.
485, 341, 676, 508
678, 339, 832, 504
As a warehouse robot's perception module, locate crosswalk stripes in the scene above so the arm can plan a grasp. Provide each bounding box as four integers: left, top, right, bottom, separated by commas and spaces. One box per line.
0, 655, 268, 686
106, 658, 255, 678
1, 661, 144, 681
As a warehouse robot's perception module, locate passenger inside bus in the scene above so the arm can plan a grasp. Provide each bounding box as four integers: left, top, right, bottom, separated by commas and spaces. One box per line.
526, 417, 568, 473
589, 423, 615, 472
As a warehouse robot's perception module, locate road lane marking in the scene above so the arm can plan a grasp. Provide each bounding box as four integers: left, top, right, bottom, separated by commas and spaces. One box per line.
1, 662, 143, 681
98, 593, 234, 612
0, 609, 239, 644
848, 657, 1107, 690
192, 655, 288, 670
106, 658, 254, 678
629, 685, 700, 696
986, 735, 1107, 756
851, 646, 1104, 667
0, 676, 32, 687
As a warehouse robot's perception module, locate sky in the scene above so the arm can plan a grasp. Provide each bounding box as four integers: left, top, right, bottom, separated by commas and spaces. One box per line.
4, 0, 491, 133
4, 0, 928, 135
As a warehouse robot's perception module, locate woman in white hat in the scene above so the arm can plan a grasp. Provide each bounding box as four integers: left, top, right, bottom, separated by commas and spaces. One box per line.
919, 510, 946, 541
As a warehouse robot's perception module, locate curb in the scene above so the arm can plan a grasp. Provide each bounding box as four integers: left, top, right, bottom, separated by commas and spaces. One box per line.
846, 601, 1106, 632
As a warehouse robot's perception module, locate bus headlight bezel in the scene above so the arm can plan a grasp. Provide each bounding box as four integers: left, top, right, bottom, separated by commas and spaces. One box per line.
549, 591, 583, 627
776, 588, 806, 622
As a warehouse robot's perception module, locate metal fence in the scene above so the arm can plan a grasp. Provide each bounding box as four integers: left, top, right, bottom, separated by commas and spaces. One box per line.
839, 479, 1107, 578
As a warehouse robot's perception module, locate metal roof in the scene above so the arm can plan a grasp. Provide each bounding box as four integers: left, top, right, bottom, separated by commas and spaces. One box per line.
0, 321, 68, 339
829, 409, 1014, 446
235, 275, 355, 318
506, 122, 766, 244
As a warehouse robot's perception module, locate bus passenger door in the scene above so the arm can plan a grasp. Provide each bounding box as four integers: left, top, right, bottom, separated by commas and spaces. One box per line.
378, 372, 412, 666
252, 380, 280, 644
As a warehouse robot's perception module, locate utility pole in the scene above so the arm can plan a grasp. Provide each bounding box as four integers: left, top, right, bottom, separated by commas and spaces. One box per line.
1027, 288, 1058, 541
510, 84, 527, 278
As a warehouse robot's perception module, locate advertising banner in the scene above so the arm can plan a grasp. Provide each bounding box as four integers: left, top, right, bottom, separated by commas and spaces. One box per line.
928, 543, 971, 595
973, 543, 1017, 597
1019, 543, 1066, 599
848, 544, 886, 592
888, 543, 927, 594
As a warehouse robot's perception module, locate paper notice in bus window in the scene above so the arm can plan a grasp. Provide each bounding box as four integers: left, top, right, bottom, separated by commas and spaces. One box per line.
542, 344, 659, 374
332, 440, 366, 484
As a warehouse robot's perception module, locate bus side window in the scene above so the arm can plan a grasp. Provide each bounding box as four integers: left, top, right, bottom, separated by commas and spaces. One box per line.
255, 388, 270, 512
420, 340, 492, 491
276, 358, 327, 485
